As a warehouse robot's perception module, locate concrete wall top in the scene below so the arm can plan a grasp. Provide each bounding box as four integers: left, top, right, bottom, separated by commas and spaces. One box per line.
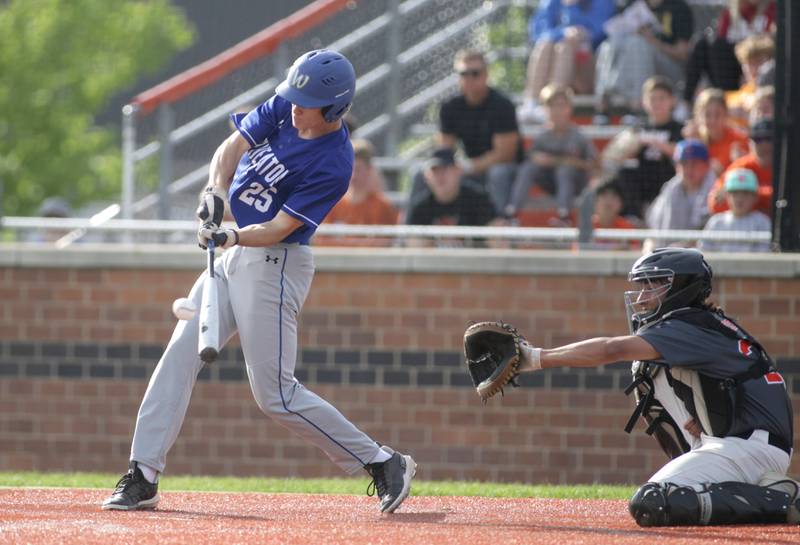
2, 244, 799, 278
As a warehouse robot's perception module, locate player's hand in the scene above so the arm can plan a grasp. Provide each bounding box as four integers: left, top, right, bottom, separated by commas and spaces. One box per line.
683, 418, 703, 439
197, 224, 239, 250
196, 186, 226, 228
517, 342, 542, 373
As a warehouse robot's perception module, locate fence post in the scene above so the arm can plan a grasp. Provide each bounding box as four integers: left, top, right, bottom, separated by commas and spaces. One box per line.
157, 104, 175, 220
121, 104, 138, 220
384, 0, 402, 155
274, 42, 290, 82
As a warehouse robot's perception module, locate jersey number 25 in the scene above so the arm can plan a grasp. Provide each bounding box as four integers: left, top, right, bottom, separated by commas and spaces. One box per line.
239, 181, 276, 212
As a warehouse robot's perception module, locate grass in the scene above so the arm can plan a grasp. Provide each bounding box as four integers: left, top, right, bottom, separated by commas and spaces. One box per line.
0, 472, 635, 499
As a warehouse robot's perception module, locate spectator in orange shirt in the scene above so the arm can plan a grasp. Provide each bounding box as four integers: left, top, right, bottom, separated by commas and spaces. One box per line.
682, 88, 749, 177
708, 117, 773, 216
586, 178, 638, 250
726, 34, 774, 128
318, 139, 398, 247
326, 139, 399, 225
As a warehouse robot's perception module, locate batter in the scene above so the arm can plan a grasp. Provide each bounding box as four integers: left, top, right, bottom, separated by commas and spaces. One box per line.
103, 49, 416, 514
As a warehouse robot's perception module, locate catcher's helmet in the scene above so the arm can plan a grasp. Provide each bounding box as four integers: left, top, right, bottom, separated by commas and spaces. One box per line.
625, 248, 713, 332
276, 49, 355, 123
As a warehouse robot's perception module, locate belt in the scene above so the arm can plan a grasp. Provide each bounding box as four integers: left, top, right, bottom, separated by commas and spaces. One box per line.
729, 429, 792, 456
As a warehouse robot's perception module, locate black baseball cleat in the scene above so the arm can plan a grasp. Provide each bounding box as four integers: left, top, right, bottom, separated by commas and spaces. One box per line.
102, 462, 160, 511
365, 450, 417, 513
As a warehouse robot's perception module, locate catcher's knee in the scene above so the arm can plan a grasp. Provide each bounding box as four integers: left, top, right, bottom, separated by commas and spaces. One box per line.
629, 482, 699, 527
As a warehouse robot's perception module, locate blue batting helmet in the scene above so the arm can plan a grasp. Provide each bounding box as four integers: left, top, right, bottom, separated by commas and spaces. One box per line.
276, 49, 356, 123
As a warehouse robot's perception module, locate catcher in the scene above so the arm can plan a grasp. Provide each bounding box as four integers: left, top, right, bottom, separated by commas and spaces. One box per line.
464, 248, 798, 526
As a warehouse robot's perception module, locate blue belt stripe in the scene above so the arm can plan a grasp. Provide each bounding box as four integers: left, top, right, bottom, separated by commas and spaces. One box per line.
276, 247, 367, 466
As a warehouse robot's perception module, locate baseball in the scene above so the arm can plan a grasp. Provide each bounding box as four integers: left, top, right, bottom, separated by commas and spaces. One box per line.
172, 297, 197, 321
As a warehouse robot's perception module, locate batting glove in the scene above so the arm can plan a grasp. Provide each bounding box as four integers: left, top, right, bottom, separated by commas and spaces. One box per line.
196, 186, 227, 228
197, 224, 239, 250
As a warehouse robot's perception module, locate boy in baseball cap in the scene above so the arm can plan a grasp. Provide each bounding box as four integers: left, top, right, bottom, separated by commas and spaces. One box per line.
700, 168, 771, 252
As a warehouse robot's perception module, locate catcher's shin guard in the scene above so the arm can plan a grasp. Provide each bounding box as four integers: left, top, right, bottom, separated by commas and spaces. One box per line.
630, 481, 797, 526
629, 482, 699, 526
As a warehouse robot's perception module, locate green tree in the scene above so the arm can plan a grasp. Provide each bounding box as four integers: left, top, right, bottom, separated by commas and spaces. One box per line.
485, 3, 532, 94
0, 0, 194, 216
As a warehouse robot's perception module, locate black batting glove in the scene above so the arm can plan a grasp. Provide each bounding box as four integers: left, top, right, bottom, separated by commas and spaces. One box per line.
196, 186, 226, 228
197, 224, 239, 250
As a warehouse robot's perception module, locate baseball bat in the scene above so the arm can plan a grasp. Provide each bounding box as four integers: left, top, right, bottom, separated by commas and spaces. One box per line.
198, 238, 219, 363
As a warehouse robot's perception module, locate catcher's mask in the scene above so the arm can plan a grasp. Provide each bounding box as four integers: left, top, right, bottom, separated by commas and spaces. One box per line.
625, 248, 713, 332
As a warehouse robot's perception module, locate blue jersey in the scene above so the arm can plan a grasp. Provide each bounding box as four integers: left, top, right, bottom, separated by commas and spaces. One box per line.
229, 95, 353, 244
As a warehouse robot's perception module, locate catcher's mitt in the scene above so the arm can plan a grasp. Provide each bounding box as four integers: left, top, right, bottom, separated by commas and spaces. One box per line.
463, 321, 525, 402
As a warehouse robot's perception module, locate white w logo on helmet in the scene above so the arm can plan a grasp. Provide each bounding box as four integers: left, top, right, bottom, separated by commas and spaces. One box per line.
291, 71, 310, 89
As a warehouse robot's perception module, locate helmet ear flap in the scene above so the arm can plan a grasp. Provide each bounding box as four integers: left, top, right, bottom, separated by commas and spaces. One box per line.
321, 102, 351, 123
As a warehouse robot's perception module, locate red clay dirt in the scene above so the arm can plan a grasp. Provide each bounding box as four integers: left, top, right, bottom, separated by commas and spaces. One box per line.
1, 488, 798, 545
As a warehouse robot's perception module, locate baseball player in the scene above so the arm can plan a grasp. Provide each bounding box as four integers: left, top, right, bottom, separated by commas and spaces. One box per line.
103, 49, 416, 513
503, 248, 797, 525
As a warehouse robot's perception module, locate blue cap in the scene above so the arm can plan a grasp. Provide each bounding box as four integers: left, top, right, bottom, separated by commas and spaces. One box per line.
673, 139, 709, 162
724, 168, 758, 193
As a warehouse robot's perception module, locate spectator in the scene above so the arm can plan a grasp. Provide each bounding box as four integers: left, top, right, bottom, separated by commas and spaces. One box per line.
615, 76, 684, 217
319, 139, 398, 247
505, 84, 597, 222
682, 88, 749, 176
422, 49, 521, 215
726, 34, 775, 127
593, 178, 635, 227
588, 178, 639, 250
326, 139, 398, 226
518, 0, 616, 123
646, 139, 716, 239
405, 148, 498, 247
700, 167, 771, 252
683, 0, 775, 104
25, 196, 72, 243
748, 84, 774, 125
707, 117, 773, 216
594, 0, 693, 120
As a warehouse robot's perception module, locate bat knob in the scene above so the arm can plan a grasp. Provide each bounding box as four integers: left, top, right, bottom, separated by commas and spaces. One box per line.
199, 347, 218, 364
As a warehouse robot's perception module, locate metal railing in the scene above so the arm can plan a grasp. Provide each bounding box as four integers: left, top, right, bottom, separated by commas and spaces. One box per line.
0, 216, 773, 248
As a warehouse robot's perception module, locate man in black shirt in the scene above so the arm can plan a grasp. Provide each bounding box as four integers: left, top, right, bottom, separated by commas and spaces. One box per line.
491, 248, 798, 526
425, 49, 521, 215
406, 147, 498, 246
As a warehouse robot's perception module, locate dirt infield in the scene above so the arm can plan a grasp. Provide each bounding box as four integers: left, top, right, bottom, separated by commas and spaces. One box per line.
1, 488, 798, 545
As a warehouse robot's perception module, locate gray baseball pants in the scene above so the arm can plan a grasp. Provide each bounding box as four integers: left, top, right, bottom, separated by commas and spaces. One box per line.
129, 244, 381, 475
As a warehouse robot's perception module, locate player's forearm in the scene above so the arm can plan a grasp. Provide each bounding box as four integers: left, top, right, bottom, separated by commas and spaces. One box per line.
540, 337, 621, 369
234, 211, 303, 248
538, 334, 660, 369
236, 222, 295, 247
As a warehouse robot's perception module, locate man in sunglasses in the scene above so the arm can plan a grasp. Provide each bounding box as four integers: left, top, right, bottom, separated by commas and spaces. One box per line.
707, 117, 774, 216
428, 49, 522, 216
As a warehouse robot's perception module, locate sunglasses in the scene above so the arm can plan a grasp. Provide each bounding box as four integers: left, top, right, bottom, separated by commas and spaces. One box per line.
457, 68, 484, 78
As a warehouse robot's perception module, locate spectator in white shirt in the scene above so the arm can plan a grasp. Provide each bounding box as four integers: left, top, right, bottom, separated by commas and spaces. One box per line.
700, 167, 771, 252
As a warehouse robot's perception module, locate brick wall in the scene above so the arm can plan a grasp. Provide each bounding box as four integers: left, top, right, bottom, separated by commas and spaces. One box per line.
1, 248, 799, 484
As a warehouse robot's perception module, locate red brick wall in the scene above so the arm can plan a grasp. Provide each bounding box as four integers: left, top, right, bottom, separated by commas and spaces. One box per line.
1, 263, 799, 483
2, 268, 798, 355
0, 378, 696, 483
